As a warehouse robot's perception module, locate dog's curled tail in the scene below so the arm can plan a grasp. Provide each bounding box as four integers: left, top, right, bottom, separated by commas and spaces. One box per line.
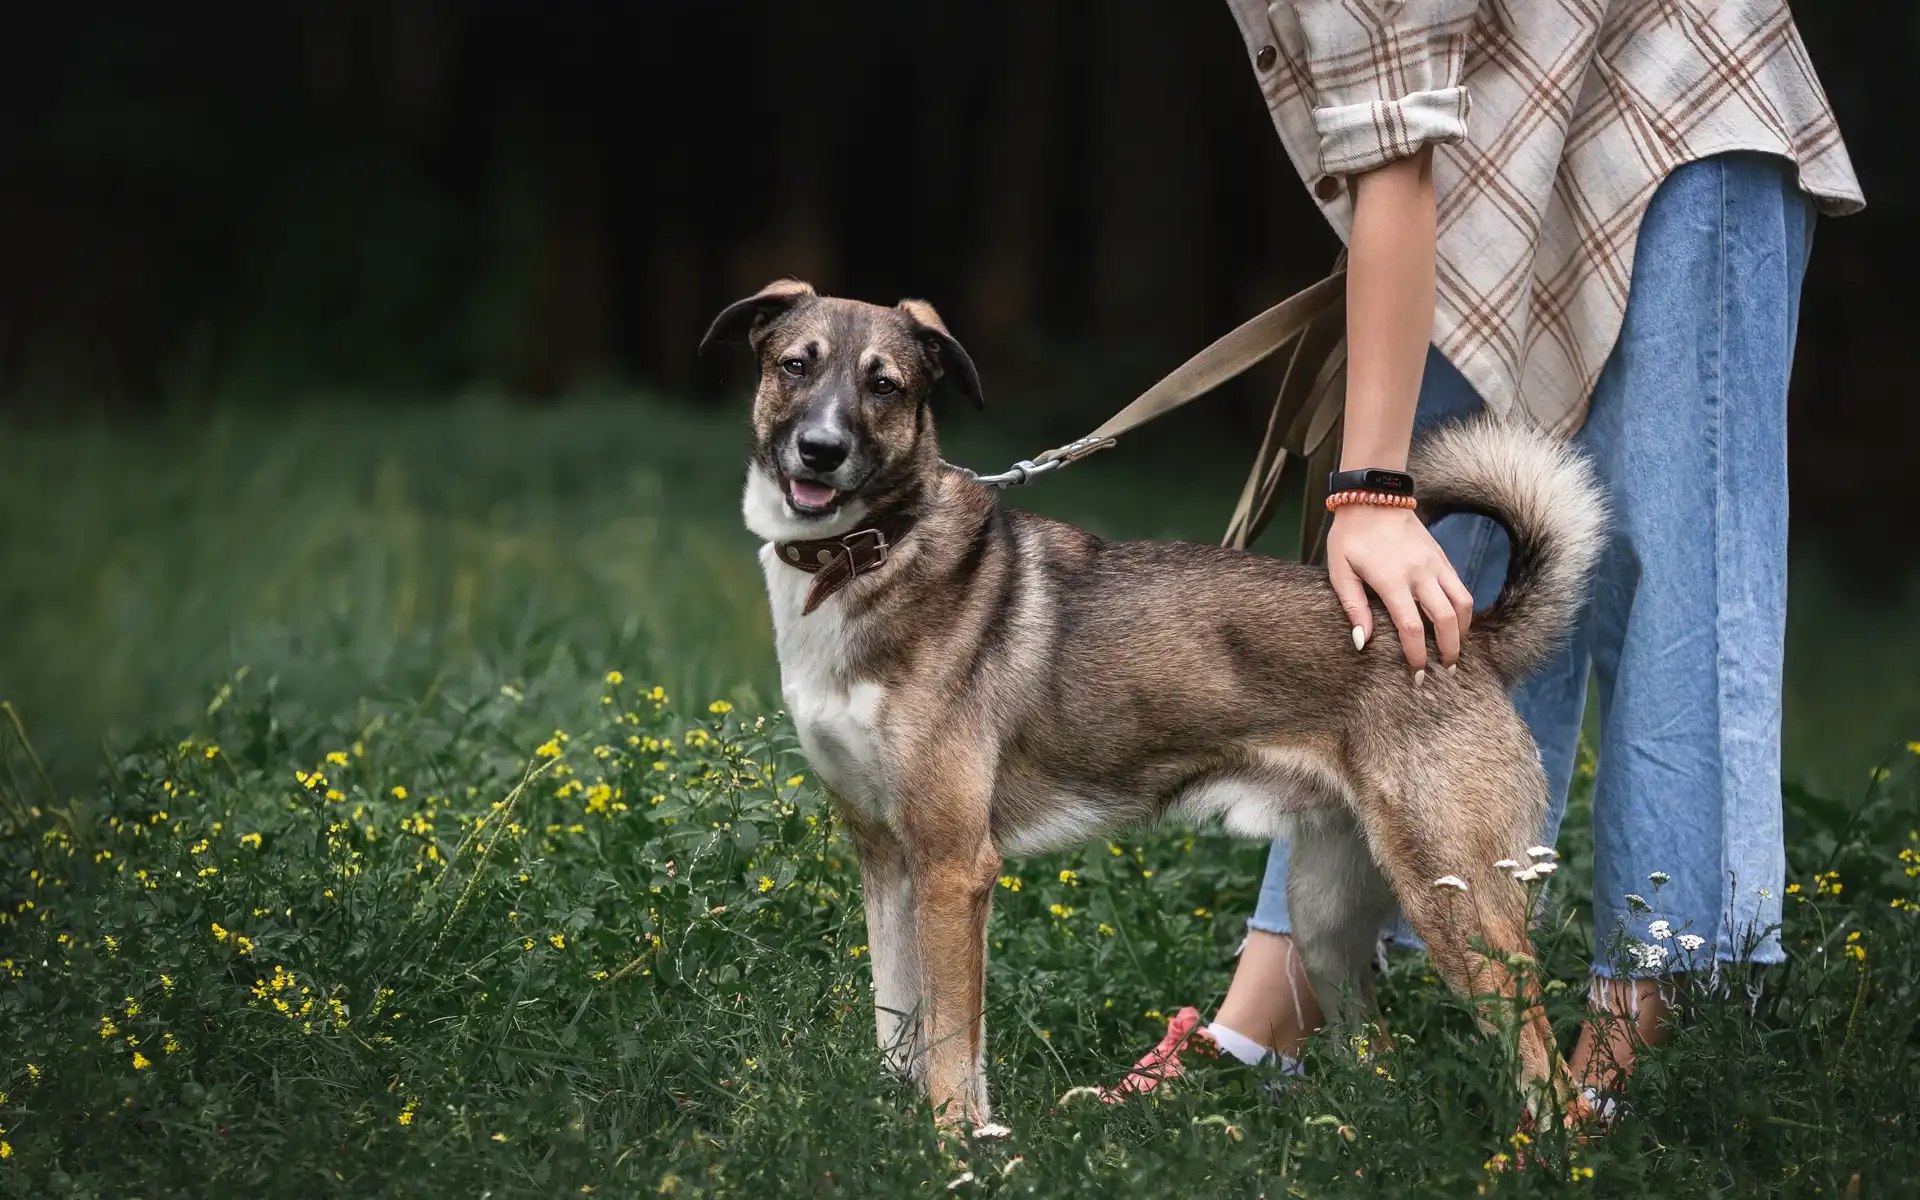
1410, 417, 1608, 689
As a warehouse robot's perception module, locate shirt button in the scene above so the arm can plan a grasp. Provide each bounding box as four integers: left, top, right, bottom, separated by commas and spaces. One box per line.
1314, 175, 1343, 202
1255, 45, 1278, 70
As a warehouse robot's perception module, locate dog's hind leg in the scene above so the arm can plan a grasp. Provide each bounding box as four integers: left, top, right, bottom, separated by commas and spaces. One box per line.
1349, 777, 1579, 1119
1284, 811, 1397, 1041
846, 813, 926, 1080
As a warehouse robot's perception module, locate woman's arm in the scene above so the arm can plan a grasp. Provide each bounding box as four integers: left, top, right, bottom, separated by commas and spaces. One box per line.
1325, 146, 1475, 674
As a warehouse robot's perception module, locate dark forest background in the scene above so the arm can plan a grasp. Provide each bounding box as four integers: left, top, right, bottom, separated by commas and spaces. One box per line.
1, 2, 1912, 560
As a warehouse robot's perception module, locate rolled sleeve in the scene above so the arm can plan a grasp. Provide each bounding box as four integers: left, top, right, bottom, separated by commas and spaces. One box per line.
1284, 0, 1478, 176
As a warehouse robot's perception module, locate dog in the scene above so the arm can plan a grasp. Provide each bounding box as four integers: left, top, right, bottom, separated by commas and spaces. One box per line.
703, 279, 1607, 1128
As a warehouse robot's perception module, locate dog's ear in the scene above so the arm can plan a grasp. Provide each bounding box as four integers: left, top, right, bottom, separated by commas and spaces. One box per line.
897, 298, 983, 410
699, 279, 817, 355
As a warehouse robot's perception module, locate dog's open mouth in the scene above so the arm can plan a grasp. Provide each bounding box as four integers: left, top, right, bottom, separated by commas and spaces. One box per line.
784, 477, 842, 515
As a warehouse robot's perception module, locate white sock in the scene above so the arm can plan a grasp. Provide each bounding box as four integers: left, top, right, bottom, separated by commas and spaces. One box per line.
1205, 1021, 1274, 1067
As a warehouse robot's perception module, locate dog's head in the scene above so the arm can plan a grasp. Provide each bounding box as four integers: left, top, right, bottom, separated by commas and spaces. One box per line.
702, 279, 981, 541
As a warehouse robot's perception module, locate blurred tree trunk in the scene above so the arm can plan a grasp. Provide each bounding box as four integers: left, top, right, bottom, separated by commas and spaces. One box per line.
1086, 0, 1211, 355
526, 132, 611, 397
961, 0, 1061, 365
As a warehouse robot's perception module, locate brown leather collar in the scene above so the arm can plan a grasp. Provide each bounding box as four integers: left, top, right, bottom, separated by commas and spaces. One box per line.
773, 508, 919, 615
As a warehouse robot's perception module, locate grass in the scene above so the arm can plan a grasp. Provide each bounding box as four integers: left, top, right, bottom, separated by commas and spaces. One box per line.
1, 395, 1918, 1197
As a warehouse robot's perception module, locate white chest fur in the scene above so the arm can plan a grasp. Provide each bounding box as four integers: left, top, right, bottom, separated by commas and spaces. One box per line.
759, 545, 892, 818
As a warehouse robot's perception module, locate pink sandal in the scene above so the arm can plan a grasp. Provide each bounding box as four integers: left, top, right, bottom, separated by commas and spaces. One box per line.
1099, 1006, 1221, 1102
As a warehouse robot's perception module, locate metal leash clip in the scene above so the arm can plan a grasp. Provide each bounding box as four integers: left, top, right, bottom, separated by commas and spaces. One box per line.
956, 434, 1114, 490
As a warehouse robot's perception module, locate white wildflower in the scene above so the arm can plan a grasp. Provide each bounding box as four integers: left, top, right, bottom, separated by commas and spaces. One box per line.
1631, 943, 1669, 972
1527, 845, 1558, 860
1492, 859, 1520, 871
1624, 893, 1651, 913
972, 1122, 1013, 1141
1648, 871, 1671, 886
1433, 875, 1469, 892
1648, 919, 1672, 941
1675, 933, 1706, 953
946, 1171, 976, 1190
1529, 861, 1558, 877
1513, 864, 1542, 883
1001, 1156, 1025, 1178
1057, 1086, 1103, 1105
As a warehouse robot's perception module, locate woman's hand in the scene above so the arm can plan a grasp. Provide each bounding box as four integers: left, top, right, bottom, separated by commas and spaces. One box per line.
1326, 503, 1474, 674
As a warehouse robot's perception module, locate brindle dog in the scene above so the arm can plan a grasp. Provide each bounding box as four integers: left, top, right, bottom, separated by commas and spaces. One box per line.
703, 279, 1607, 1129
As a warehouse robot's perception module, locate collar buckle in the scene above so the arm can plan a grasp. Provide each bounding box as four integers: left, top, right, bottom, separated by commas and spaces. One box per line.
838, 526, 891, 567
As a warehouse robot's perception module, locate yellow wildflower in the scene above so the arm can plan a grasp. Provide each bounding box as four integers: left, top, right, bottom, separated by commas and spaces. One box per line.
325, 751, 348, 766
491, 1132, 509, 1143
240, 832, 262, 849
392, 786, 408, 800
211, 922, 229, 942
131, 1051, 151, 1070
708, 700, 733, 714
1058, 869, 1078, 886
1049, 904, 1074, 919
549, 934, 566, 949
785, 774, 805, 788
606, 670, 624, 685
163, 1032, 180, 1054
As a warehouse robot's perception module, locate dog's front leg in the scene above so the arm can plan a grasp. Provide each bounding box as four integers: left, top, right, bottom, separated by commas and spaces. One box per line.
906, 826, 1001, 1129
845, 814, 925, 1079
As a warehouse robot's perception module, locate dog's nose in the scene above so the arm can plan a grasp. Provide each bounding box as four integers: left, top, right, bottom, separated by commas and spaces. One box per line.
796, 429, 850, 473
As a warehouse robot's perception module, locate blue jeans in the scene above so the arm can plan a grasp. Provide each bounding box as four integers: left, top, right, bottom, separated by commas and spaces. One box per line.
1249, 153, 1815, 977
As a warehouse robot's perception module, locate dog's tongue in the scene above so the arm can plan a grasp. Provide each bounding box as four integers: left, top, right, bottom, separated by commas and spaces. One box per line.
789, 479, 838, 510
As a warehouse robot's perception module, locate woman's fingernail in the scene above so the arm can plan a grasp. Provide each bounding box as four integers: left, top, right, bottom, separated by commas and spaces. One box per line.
1414, 668, 1426, 688
1352, 626, 1366, 651
1446, 663, 1457, 676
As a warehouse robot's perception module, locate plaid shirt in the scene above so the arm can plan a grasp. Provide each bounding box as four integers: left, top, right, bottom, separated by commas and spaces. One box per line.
1225, 0, 1864, 435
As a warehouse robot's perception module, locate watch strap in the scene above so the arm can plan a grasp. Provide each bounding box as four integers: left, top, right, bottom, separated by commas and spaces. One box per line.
1326, 467, 1415, 497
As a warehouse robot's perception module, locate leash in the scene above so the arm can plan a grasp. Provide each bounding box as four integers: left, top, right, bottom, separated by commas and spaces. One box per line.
953, 266, 1349, 559
958, 269, 1344, 487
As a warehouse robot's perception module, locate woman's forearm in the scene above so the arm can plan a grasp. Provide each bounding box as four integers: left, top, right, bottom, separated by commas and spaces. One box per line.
1340, 146, 1437, 472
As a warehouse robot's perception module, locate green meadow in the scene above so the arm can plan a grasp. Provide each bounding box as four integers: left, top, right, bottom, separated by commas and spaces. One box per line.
2, 396, 1917, 1197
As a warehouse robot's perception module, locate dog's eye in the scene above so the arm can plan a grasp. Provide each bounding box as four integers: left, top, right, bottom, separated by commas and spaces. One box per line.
782, 358, 807, 378
872, 377, 897, 396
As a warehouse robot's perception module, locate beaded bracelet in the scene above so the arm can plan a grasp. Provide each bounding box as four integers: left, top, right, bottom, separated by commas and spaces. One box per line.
1325, 489, 1419, 512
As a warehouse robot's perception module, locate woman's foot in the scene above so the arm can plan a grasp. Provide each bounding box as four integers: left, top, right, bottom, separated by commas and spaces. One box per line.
1552, 976, 1670, 1133
1569, 977, 1670, 1101
1100, 932, 1328, 1103
1209, 930, 1322, 1055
